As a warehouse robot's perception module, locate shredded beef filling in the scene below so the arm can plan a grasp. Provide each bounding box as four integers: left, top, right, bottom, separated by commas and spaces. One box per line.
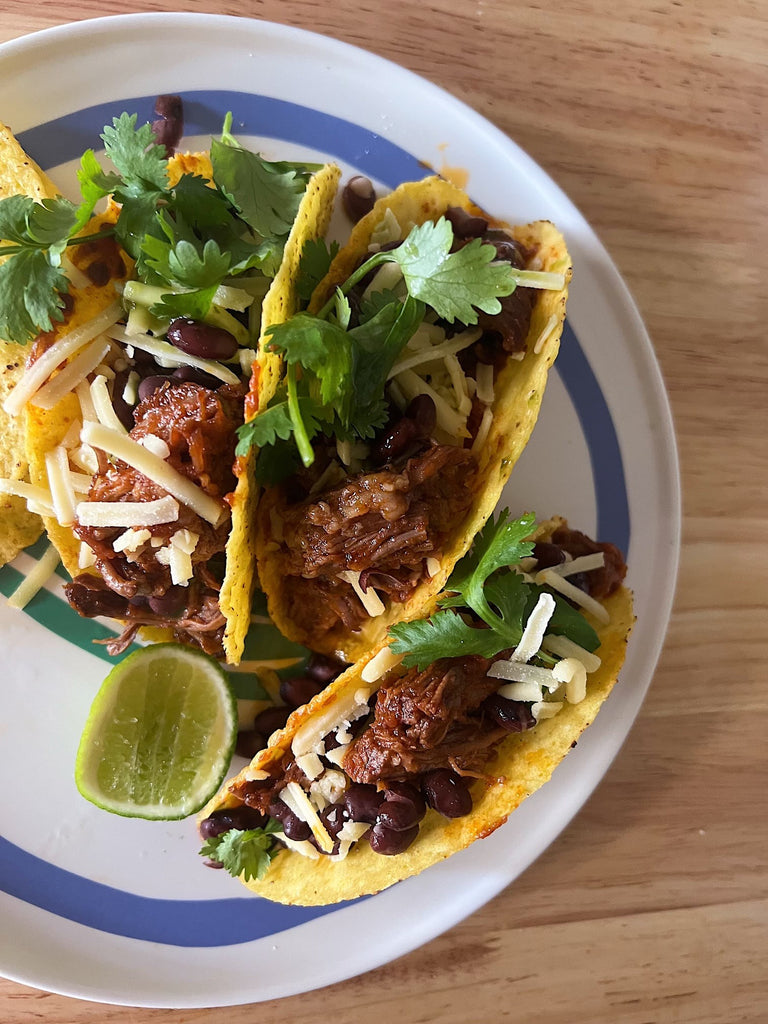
344, 655, 507, 784
276, 443, 478, 635
65, 380, 242, 656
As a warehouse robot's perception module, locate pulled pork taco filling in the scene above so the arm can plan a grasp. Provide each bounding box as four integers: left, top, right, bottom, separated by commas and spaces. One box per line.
65, 378, 243, 656
0, 99, 338, 661
200, 515, 628, 870
248, 180, 568, 653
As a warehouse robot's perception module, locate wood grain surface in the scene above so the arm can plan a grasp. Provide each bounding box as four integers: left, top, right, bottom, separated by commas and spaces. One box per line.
1, 1, 766, 1021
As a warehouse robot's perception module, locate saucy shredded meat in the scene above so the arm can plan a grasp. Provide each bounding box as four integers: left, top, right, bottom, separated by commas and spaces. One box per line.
344, 655, 506, 783
276, 444, 478, 634
65, 380, 242, 656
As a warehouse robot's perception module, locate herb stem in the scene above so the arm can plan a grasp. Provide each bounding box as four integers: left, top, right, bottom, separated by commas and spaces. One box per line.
315, 251, 388, 320
286, 365, 315, 467
0, 226, 116, 259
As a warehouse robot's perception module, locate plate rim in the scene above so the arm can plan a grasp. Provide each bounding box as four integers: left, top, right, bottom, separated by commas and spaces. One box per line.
0, 10, 681, 1007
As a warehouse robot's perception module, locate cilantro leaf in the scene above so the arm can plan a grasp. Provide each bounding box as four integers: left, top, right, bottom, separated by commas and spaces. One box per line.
444, 509, 536, 633
296, 237, 340, 302
102, 112, 168, 191
0, 248, 69, 344
149, 284, 218, 321
210, 137, 307, 240
389, 609, 504, 668
142, 234, 231, 290
381, 217, 516, 324
265, 314, 354, 411
200, 821, 281, 882
236, 384, 329, 458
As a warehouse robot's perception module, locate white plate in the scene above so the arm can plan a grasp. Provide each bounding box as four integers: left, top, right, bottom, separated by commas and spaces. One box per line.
0, 12, 680, 1008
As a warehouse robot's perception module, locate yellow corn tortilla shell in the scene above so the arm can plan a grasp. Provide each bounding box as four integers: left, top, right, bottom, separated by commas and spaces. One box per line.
21, 152, 340, 661
220, 163, 341, 664
0, 122, 62, 565
255, 176, 572, 661
201, 517, 634, 905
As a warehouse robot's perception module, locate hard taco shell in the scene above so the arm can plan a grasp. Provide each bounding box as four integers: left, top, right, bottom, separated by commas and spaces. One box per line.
202, 517, 634, 905
255, 177, 572, 662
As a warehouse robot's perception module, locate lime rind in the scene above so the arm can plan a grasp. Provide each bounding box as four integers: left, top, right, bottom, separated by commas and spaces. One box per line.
75, 643, 237, 820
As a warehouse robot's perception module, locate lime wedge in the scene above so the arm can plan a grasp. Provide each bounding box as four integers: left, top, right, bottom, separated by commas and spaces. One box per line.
75, 644, 237, 819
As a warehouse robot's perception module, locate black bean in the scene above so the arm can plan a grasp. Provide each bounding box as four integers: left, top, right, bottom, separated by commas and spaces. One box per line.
384, 781, 427, 822
488, 237, 527, 269
306, 653, 346, 684
445, 206, 489, 239
199, 805, 267, 839
167, 318, 239, 361
319, 803, 350, 839
253, 705, 291, 737
147, 585, 187, 617
406, 394, 436, 437
111, 369, 136, 431
344, 783, 384, 824
235, 729, 267, 759
268, 799, 312, 841
203, 858, 224, 869
532, 542, 567, 570
368, 822, 420, 856
482, 694, 535, 733
377, 798, 421, 832
371, 416, 418, 465
323, 731, 341, 753
421, 768, 473, 818
279, 675, 324, 709
152, 95, 184, 157
342, 175, 376, 222
138, 374, 171, 403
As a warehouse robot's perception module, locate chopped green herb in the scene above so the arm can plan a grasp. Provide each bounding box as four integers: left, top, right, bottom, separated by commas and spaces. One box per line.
200, 820, 282, 882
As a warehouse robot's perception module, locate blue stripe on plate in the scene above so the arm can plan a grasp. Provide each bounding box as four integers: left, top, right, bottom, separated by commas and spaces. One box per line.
1, 90, 629, 946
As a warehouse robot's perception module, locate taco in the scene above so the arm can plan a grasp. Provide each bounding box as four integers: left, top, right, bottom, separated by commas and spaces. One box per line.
198, 512, 633, 905
245, 177, 572, 662
0, 106, 339, 661
0, 121, 61, 565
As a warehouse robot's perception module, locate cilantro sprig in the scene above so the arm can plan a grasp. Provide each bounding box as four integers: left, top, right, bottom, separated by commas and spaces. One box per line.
200, 819, 282, 881
388, 512, 600, 670
0, 110, 318, 344
238, 216, 519, 476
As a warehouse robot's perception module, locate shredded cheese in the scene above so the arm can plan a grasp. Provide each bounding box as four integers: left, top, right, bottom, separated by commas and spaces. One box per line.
338, 569, 385, 617
542, 634, 601, 672
6, 544, 60, 610
105, 326, 240, 385
553, 657, 588, 704
90, 375, 128, 434
531, 701, 564, 722
45, 447, 77, 527
426, 556, 441, 578
488, 660, 559, 690
81, 422, 225, 527
361, 646, 403, 684
498, 680, 544, 702
31, 338, 111, 411
69, 444, 99, 475
475, 362, 495, 405
532, 313, 559, 355
3, 301, 123, 417
292, 687, 372, 757
387, 329, 481, 380
0, 479, 54, 512
512, 593, 556, 663
281, 782, 334, 853
470, 406, 493, 454
395, 368, 468, 438
551, 551, 606, 578
296, 753, 324, 781
535, 568, 610, 624
76, 494, 180, 528
112, 528, 151, 553
273, 832, 321, 860
78, 542, 96, 569
139, 434, 171, 459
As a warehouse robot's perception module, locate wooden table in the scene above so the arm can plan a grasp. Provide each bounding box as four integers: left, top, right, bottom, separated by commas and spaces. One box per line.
1, 1, 766, 1020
